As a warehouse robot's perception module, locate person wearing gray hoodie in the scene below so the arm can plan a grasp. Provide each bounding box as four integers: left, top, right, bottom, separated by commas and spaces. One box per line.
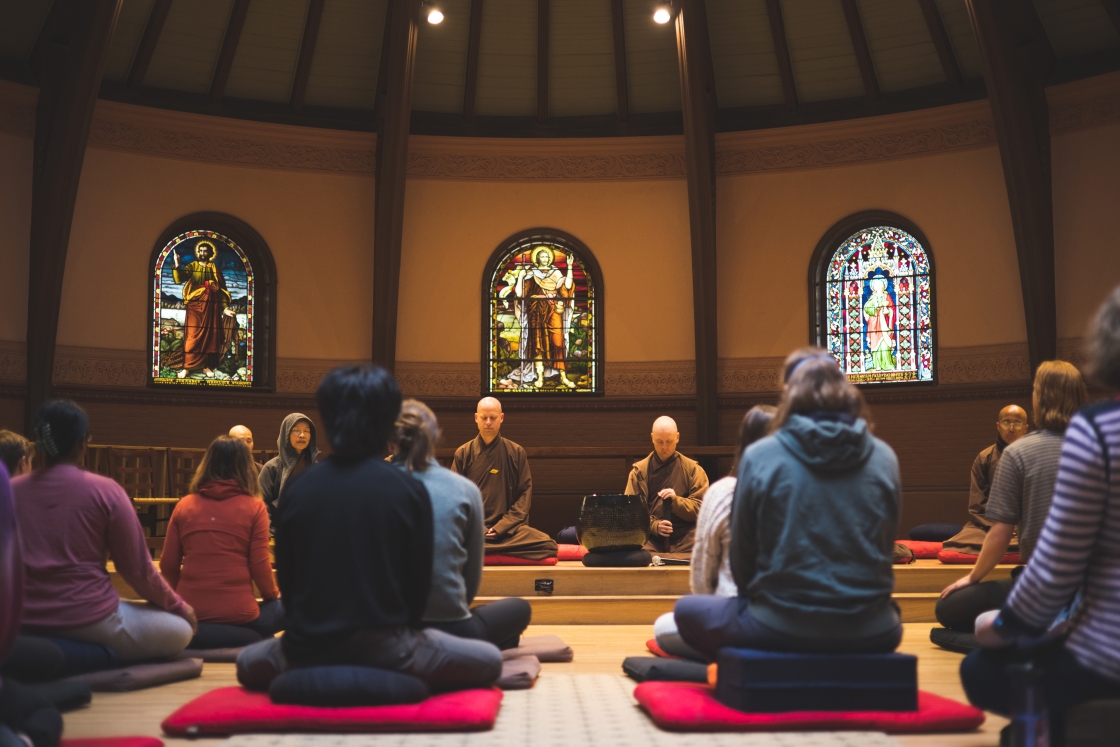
259, 413, 320, 521
675, 349, 902, 660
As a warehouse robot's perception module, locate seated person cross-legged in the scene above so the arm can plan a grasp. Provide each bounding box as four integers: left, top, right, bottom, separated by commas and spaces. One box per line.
13, 401, 196, 663
626, 416, 709, 556
937, 361, 1086, 633
391, 400, 531, 650
451, 398, 556, 561
675, 349, 903, 661
653, 406, 776, 661
236, 366, 502, 693
160, 435, 284, 646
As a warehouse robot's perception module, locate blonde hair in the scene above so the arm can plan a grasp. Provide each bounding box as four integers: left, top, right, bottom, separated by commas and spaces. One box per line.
393, 399, 440, 472
773, 347, 871, 431
190, 435, 261, 496
1031, 360, 1086, 432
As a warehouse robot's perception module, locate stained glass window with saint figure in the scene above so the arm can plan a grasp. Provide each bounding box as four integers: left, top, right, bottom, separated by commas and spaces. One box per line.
151, 230, 255, 387
823, 225, 933, 384
486, 235, 599, 394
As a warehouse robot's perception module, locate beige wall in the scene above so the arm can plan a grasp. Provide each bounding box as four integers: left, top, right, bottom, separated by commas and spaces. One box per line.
58, 146, 377, 360
0, 131, 31, 342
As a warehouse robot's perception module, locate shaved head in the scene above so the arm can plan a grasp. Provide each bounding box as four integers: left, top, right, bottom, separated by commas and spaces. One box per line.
651, 416, 680, 461
475, 397, 505, 444
229, 424, 254, 451
997, 404, 1028, 445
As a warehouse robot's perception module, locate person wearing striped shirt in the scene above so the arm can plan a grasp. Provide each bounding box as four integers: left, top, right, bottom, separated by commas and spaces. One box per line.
963, 286, 1120, 744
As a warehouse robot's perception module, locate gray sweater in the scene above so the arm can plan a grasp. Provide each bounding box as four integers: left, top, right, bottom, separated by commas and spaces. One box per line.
400, 461, 485, 623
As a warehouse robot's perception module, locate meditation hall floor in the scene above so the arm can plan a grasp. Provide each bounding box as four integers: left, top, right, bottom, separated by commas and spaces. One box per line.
60, 623, 1006, 747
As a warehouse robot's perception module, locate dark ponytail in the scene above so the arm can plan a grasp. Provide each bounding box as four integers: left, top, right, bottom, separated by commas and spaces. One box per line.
33, 400, 90, 466
393, 400, 440, 473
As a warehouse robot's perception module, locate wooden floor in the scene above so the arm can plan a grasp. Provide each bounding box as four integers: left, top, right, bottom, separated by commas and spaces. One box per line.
60, 623, 1006, 747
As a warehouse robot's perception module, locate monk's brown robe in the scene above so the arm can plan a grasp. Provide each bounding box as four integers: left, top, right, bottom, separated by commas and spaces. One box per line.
625, 451, 709, 554
452, 434, 557, 560
943, 437, 1019, 554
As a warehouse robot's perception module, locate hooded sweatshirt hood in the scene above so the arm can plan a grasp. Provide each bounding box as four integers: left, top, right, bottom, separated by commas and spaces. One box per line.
277, 413, 319, 489
197, 478, 248, 501
775, 413, 873, 474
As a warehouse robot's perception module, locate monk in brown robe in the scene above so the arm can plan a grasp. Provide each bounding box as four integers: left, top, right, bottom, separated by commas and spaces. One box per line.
452, 397, 557, 560
942, 404, 1027, 553
625, 416, 709, 555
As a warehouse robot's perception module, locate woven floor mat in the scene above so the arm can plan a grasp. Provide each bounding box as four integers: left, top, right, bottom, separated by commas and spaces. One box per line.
222, 674, 899, 747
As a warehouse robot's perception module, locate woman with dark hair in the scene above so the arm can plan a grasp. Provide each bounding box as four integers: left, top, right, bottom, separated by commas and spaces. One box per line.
961, 286, 1120, 743
12, 401, 195, 662
674, 348, 902, 660
392, 399, 531, 649
235, 366, 502, 693
160, 436, 283, 641
653, 405, 778, 659
259, 413, 318, 517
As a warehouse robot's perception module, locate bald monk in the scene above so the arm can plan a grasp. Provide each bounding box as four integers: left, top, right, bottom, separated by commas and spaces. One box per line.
942, 405, 1027, 554
626, 416, 709, 554
229, 424, 263, 472
452, 398, 557, 560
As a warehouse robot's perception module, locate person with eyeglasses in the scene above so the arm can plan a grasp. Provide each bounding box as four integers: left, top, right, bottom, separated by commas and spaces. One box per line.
941, 405, 1028, 557
936, 362, 1086, 636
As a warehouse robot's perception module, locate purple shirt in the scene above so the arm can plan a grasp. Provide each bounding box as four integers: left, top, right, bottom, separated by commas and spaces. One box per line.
13, 465, 188, 629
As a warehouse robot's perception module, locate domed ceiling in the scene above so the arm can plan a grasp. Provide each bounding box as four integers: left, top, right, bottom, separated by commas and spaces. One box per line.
2, 0, 1118, 136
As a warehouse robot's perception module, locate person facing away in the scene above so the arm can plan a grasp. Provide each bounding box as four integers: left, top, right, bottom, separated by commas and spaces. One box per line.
391, 399, 531, 649
653, 405, 777, 660
942, 404, 1028, 554
625, 416, 709, 555
451, 397, 557, 560
0, 431, 33, 478
13, 400, 195, 662
159, 436, 283, 639
937, 360, 1087, 633
675, 348, 902, 662
961, 285, 1120, 744
235, 366, 502, 693
259, 413, 318, 522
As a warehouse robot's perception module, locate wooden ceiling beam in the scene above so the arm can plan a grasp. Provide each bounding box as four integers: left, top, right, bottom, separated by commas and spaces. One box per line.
764, 0, 798, 108
290, 0, 325, 110
26, 0, 122, 431
537, 0, 549, 124
462, 0, 484, 122
918, 0, 963, 86
371, 0, 419, 372
1100, 0, 1120, 35
674, 0, 719, 450
373, 4, 394, 124
127, 0, 172, 89
210, 0, 252, 102
966, 0, 1056, 372
609, 0, 629, 122
839, 0, 880, 100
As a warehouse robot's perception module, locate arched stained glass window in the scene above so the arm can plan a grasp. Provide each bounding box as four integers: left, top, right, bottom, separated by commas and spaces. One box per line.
149, 213, 276, 390
812, 214, 935, 385
483, 229, 603, 394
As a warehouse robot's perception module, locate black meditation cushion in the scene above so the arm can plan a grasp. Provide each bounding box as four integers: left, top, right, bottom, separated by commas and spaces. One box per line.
268, 666, 430, 707
928, 627, 979, 654
622, 657, 709, 683
35, 636, 120, 677
581, 549, 652, 567
715, 648, 918, 713
188, 623, 263, 650
909, 523, 964, 542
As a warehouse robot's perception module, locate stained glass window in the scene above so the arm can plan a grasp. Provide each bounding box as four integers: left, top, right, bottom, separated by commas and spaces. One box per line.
486, 234, 600, 394
823, 225, 934, 384
151, 230, 255, 387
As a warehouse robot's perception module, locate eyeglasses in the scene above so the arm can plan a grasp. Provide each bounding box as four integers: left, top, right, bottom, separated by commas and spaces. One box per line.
998, 420, 1027, 429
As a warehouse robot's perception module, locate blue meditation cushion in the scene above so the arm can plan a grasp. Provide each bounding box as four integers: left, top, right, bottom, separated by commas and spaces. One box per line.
556, 526, 578, 545
715, 648, 918, 713
909, 523, 963, 542
269, 666, 430, 707
38, 636, 120, 676
581, 549, 652, 567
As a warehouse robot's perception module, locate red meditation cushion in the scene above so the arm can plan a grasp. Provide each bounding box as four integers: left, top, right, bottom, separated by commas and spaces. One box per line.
646, 639, 681, 659
62, 739, 164, 747
557, 544, 589, 561
483, 555, 558, 566
895, 540, 942, 559
633, 681, 985, 734
937, 550, 1021, 565
161, 686, 503, 736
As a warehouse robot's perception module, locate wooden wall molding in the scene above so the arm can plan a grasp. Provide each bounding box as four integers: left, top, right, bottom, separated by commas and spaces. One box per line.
0, 341, 25, 383
53, 344, 146, 387
1048, 70, 1120, 134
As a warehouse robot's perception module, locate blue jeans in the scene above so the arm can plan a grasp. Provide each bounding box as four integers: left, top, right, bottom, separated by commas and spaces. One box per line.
242, 599, 286, 637
675, 595, 902, 662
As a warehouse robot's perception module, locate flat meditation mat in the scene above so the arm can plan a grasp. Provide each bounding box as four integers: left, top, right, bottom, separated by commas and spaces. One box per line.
634, 681, 985, 734
161, 686, 503, 735
895, 540, 941, 559
61, 658, 203, 692
483, 555, 558, 566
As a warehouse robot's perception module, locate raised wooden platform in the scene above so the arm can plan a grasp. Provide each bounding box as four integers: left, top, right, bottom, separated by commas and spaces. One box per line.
111, 558, 1012, 625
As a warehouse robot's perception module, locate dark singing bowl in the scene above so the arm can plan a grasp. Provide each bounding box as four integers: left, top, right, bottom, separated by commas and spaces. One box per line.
576, 493, 647, 553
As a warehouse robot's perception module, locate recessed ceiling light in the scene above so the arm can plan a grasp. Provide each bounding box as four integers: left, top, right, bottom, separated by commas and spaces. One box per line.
653, 5, 671, 23
428, 8, 444, 24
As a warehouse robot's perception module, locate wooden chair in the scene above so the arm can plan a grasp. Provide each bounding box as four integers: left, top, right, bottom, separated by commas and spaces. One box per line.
167, 448, 206, 498
108, 448, 166, 557
255, 449, 278, 467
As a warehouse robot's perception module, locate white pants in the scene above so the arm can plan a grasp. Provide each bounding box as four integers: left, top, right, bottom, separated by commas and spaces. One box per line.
53, 600, 192, 662
654, 611, 705, 662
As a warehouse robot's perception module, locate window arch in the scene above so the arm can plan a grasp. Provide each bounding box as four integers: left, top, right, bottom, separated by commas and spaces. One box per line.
810, 212, 936, 385
149, 213, 277, 390
482, 229, 603, 395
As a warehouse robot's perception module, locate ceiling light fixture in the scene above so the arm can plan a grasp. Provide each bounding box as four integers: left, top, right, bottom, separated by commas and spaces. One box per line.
653, 4, 672, 23
424, 3, 444, 24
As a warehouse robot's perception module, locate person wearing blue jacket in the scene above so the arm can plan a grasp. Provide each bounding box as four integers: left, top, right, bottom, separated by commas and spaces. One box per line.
675, 348, 902, 660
